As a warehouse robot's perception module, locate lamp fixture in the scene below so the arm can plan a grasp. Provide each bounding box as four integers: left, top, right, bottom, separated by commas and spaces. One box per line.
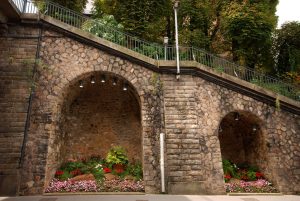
163, 36, 169, 45
79, 80, 83, 88
90, 76, 95, 84
219, 126, 223, 133
123, 83, 128, 91
234, 112, 240, 121
101, 75, 106, 83
252, 124, 258, 132
112, 77, 118, 86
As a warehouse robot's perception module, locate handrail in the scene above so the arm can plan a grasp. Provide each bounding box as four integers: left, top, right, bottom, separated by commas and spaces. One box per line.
11, 0, 300, 101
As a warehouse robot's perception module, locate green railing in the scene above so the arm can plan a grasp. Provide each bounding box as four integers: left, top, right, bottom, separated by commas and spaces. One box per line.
12, 0, 300, 101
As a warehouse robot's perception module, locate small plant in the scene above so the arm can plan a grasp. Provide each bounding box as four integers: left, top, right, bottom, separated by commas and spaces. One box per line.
127, 162, 143, 180
222, 159, 238, 178
106, 146, 129, 166
224, 174, 232, 183
61, 161, 84, 172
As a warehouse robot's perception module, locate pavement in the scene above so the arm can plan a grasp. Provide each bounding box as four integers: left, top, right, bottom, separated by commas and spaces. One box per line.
0, 194, 300, 201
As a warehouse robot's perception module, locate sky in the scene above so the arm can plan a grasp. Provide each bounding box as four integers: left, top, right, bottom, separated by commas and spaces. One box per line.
276, 0, 300, 27
85, 0, 300, 28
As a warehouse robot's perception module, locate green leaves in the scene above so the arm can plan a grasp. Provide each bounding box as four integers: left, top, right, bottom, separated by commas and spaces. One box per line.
274, 21, 300, 74
106, 146, 129, 165
221, 0, 277, 68
51, 0, 88, 12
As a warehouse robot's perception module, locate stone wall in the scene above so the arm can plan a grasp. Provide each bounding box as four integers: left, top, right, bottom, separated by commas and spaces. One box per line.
163, 74, 299, 194
0, 23, 38, 195
18, 28, 163, 195
0, 21, 299, 196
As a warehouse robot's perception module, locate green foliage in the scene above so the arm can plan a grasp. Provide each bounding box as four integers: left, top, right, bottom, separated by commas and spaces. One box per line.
106, 146, 129, 165
221, 0, 278, 69
250, 78, 299, 100
92, 168, 104, 180
92, 0, 171, 41
222, 159, 267, 182
61, 161, 85, 172
127, 162, 143, 180
133, 44, 164, 59
82, 15, 125, 44
222, 159, 238, 178
60, 171, 72, 180
51, 0, 88, 12
273, 21, 300, 74
178, 0, 212, 49
247, 170, 257, 181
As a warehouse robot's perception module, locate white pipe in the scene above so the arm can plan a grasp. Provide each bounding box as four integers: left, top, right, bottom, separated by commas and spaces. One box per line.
174, 5, 180, 79
160, 133, 165, 193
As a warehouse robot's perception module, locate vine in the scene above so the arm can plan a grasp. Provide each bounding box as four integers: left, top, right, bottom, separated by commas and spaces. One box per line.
143, 73, 164, 188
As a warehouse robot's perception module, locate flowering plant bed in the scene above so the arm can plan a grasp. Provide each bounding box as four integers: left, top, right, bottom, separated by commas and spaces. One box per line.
225, 179, 278, 193
45, 146, 144, 193
222, 159, 278, 193
45, 178, 144, 193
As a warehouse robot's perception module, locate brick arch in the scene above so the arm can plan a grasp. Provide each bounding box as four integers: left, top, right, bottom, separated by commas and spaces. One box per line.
217, 110, 268, 169
44, 70, 144, 186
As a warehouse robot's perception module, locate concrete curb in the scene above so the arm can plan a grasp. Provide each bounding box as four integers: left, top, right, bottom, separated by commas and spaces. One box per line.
228, 193, 283, 196
44, 192, 145, 196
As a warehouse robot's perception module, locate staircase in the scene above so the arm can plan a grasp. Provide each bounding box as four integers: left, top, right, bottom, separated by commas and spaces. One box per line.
11, 0, 300, 102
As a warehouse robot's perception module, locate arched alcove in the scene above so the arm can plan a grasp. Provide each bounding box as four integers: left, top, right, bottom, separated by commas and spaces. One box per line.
218, 111, 268, 172
45, 71, 143, 184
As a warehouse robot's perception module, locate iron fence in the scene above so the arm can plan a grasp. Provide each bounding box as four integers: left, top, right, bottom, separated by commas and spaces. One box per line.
10, 0, 300, 101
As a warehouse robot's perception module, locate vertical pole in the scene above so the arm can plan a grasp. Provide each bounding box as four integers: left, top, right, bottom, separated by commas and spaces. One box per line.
160, 133, 165, 193
174, 1, 180, 79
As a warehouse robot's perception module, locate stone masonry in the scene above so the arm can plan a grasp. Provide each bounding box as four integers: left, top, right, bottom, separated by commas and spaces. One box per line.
0, 23, 38, 195
0, 17, 299, 195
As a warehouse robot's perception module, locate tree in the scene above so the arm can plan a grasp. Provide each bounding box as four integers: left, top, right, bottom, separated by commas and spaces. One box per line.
92, 0, 172, 42
51, 0, 88, 12
221, 0, 278, 69
274, 21, 300, 74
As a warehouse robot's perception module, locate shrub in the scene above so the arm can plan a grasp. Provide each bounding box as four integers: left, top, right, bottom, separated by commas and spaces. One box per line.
127, 162, 143, 180
106, 146, 129, 166
222, 159, 238, 178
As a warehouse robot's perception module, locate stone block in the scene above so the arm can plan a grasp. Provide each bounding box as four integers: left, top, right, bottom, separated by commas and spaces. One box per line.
168, 181, 207, 195
0, 175, 19, 196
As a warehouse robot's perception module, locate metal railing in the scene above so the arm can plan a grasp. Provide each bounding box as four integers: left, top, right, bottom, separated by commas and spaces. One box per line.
11, 0, 300, 101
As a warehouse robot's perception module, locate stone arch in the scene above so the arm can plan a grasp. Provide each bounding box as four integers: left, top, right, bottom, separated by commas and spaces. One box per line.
20, 34, 162, 194
217, 110, 269, 176
44, 69, 145, 188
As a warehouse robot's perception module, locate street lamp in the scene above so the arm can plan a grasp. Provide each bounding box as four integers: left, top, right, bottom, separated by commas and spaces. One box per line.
174, 0, 180, 80
164, 36, 169, 60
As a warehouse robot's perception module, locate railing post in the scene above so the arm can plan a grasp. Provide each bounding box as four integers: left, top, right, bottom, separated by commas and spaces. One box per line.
164, 37, 168, 60
22, 0, 28, 13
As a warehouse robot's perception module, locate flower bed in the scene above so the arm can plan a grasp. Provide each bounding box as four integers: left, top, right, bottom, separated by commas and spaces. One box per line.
222, 159, 278, 193
45, 178, 144, 193
45, 146, 144, 193
225, 179, 278, 193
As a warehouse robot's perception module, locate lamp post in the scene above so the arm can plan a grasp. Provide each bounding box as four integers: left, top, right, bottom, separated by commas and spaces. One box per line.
174, 0, 180, 79
164, 36, 169, 60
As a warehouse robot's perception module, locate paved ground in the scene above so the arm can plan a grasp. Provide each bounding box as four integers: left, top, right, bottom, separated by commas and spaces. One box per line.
0, 195, 299, 201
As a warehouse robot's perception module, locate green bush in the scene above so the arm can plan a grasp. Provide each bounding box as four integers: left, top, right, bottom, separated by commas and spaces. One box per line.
127, 162, 143, 180
106, 146, 129, 165
60, 171, 72, 180
61, 161, 84, 172
222, 159, 238, 178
